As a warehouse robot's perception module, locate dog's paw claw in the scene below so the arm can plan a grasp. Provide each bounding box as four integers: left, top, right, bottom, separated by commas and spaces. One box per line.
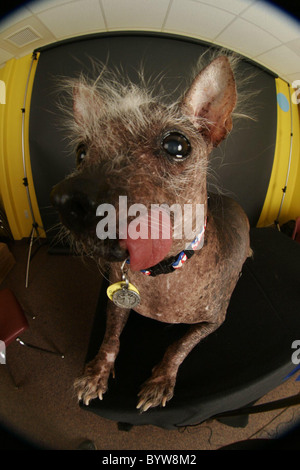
136, 374, 175, 412
74, 358, 114, 405
74, 375, 106, 405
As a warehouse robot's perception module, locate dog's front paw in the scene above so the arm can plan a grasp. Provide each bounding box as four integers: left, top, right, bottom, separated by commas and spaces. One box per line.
136, 368, 176, 412
74, 357, 115, 406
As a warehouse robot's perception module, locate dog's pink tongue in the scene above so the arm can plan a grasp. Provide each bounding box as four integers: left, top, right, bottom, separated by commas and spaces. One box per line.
120, 209, 172, 271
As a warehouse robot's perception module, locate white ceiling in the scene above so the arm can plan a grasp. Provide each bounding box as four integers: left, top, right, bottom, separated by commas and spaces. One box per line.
0, 0, 299, 83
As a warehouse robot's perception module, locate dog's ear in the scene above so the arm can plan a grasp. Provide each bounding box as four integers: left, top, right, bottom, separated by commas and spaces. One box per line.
73, 83, 101, 125
182, 56, 237, 147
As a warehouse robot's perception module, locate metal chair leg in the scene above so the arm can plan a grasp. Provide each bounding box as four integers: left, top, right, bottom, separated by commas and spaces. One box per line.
16, 338, 64, 358
4, 359, 19, 389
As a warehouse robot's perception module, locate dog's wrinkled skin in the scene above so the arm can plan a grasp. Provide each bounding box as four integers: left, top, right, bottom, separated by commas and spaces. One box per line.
51, 55, 251, 412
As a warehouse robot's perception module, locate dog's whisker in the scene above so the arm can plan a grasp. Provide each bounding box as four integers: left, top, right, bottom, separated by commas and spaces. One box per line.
40, 205, 57, 211
44, 222, 64, 234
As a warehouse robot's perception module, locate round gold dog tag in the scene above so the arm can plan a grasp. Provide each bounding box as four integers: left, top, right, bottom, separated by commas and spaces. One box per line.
107, 281, 140, 309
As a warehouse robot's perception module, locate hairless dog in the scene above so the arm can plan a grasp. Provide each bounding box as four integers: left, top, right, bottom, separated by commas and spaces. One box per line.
51, 54, 251, 412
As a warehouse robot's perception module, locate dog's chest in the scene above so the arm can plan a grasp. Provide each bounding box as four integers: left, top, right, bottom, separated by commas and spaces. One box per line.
124, 247, 226, 324
107, 214, 248, 325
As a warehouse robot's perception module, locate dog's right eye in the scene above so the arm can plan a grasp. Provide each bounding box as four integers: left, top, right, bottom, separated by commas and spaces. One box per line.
161, 132, 191, 161
76, 144, 87, 166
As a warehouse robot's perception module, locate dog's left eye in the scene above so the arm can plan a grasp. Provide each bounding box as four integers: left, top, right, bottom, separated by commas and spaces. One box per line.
76, 144, 87, 166
161, 132, 191, 160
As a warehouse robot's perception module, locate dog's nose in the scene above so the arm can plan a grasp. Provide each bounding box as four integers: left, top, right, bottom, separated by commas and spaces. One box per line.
50, 176, 99, 235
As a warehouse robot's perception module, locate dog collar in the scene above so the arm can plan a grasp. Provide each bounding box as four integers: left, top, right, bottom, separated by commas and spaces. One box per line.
107, 218, 207, 308
126, 217, 207, 277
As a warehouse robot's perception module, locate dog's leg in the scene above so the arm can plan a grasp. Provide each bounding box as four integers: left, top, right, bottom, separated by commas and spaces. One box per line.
137, 321, 220, 412
74, 303, 130, 405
